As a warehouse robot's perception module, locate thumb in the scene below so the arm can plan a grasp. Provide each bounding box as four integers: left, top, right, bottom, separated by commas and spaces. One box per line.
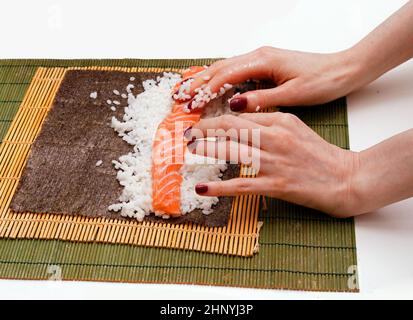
229, 82, 296, 112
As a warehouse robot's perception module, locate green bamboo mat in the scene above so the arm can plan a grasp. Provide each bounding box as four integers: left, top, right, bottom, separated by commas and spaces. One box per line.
0, 59, 358, 292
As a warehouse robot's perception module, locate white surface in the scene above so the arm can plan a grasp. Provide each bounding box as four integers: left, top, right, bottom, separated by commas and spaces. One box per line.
0, 0, 412, 299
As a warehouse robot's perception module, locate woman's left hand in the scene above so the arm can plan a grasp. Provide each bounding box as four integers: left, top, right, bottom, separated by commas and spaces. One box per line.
188, 112, 359, 218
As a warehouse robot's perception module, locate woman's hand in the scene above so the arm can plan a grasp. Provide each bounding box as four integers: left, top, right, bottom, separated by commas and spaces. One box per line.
185, 47, 362, 112
184, 1, 413, 218
186, 0, 413, 112
188, 112, 360, 218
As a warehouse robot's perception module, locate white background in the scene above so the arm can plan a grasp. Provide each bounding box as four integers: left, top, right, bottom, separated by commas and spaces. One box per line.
0, 0, 412, 299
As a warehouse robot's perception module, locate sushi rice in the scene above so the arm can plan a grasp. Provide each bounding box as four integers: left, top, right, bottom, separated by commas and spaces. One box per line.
108, 72, 234, 221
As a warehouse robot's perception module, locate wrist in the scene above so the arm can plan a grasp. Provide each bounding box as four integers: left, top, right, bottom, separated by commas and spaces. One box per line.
333, 49, 367, 94
330, 150, 363, 218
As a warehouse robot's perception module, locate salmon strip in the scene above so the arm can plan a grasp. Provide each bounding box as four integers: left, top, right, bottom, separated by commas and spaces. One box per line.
152, 66, 206, 215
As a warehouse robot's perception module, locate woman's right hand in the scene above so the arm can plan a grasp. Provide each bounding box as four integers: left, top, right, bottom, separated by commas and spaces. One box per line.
185, 46, 363, 112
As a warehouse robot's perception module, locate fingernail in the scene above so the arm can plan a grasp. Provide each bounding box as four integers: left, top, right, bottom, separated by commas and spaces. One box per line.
173, 91, 191, 102
187, 138, 197, 152
175, 77, 194, 89
229, 97, 247, 111
195, 184, 208, 194
181, 76, 194, 84
184, 126, 192, 140
173, 78, 194, 101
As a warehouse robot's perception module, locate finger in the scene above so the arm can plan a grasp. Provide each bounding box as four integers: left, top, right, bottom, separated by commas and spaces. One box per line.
188, 52, 267, 97
190, 51, 260, 96
173, 66, 211, 101
186, 64, 268, 111
187, 59, 227, 94
187, 114, 271, 148
194, 177, 266, 197
186, 58, 239, 101
238, 112, 281, 126
239, 112, 304, 138
181, 66, 207, 79
229, 80, 299, 112
190, 139, 264, 171
203, 62, 268, 95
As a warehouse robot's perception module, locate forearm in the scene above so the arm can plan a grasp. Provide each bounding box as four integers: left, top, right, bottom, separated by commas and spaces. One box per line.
351, 129, 413, 215
346, 1, 413, 88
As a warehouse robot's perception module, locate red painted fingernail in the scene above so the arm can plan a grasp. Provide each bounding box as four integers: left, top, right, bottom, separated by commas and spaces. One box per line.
173, 91, 191, 102
173, 78, 194, 101
180, 76, 194, 84
195, 184, 208, 194
229, 97, 247, 111
184, 126, 192, 139
187, 138, 197, 152
174, 77, 194, 91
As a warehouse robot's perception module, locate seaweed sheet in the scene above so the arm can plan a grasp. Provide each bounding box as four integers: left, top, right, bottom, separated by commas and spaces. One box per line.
10, 70, 239, 227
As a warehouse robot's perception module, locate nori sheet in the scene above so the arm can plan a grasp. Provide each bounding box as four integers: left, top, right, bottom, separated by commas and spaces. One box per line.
10, 70, 238, 227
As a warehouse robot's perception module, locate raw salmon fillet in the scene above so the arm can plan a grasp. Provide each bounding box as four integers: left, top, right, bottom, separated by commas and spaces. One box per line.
152, 66, 205, 215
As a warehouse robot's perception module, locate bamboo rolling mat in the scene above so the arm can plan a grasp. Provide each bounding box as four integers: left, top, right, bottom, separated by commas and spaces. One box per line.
0, 66, 261, 257
0, 59, 358, 292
